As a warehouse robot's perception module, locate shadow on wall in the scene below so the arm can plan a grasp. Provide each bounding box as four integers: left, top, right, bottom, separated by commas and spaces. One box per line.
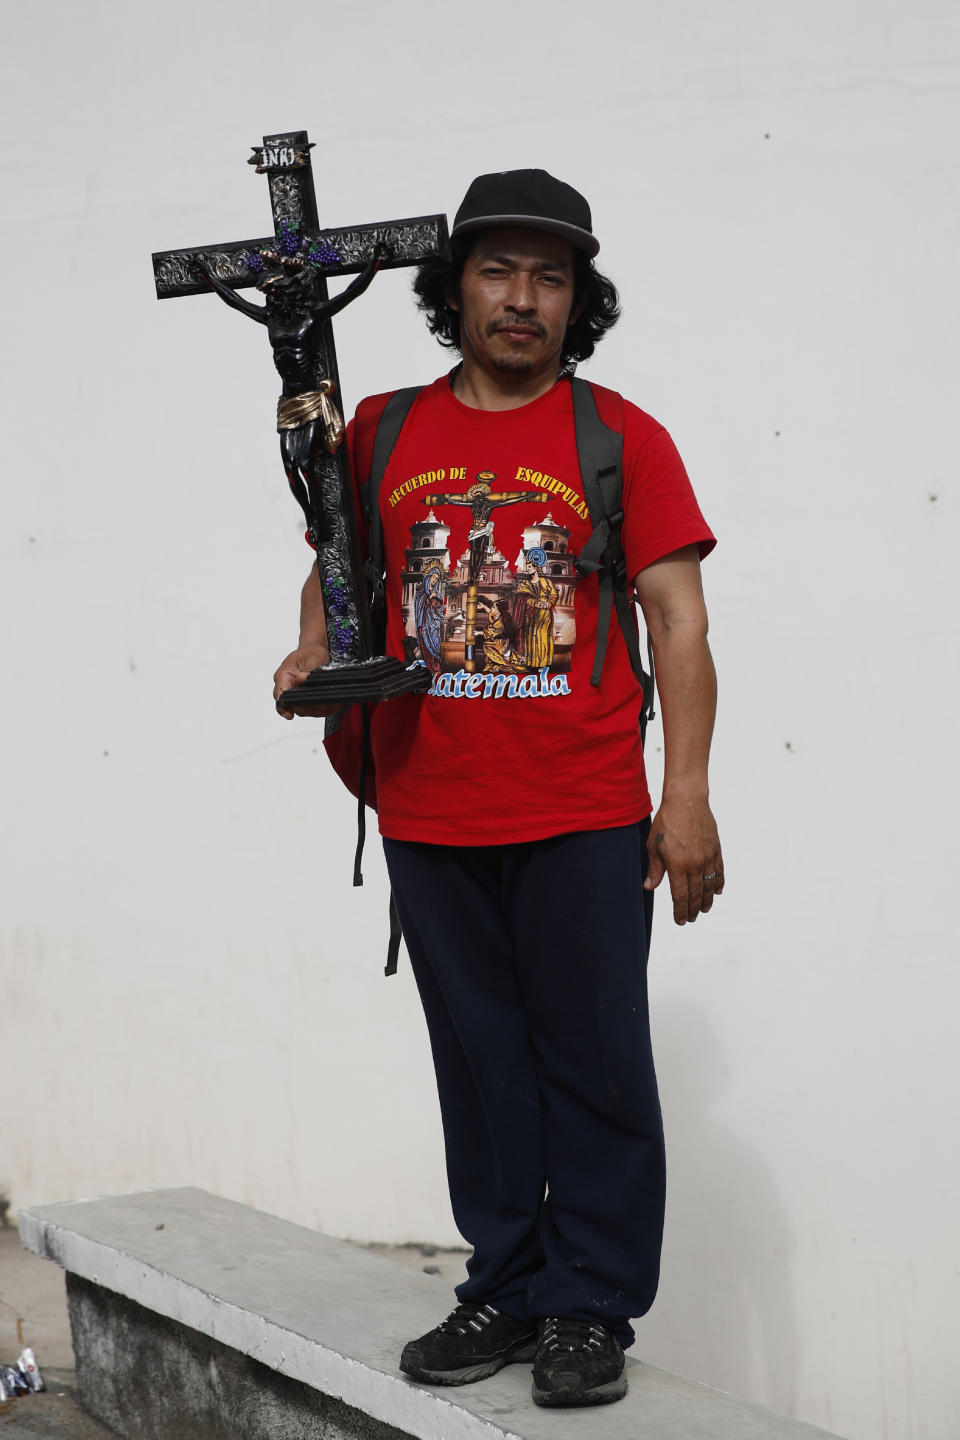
639, 997, 799, 1417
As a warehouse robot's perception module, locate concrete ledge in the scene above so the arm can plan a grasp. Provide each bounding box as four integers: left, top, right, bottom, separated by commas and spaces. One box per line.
20, 1187, 846, 1440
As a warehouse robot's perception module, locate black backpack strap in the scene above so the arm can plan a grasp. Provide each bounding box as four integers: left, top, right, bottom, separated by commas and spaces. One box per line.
570, 377, 656, 725
385, 891, 403, 977
355, 387, 421, 975
362, 386, 423, 647
352, 703, 371, 887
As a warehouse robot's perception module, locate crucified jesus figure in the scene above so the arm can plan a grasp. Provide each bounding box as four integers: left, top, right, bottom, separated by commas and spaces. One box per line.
423, 473, 547, 582
196, 243, 388, 544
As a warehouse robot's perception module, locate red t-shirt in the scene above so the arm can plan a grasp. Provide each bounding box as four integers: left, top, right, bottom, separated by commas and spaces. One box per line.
348, 373, 714, 846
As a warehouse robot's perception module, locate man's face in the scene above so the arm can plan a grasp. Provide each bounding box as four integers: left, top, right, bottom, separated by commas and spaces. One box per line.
449, 227, 581, 382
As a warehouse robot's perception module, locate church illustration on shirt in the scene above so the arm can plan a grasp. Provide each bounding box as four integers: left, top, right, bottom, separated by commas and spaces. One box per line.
399, 508, 581, 675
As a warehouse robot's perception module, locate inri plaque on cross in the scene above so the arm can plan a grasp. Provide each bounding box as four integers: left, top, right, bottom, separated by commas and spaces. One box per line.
152, 128, 448, 706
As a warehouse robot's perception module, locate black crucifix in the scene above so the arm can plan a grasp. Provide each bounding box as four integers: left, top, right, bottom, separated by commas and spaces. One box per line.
152, 128, 448, 705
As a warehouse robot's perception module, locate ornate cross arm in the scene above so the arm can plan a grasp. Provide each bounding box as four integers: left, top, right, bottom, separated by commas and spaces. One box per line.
153, 214, 448, 299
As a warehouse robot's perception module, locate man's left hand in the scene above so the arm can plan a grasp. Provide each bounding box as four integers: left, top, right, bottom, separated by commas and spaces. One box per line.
644, 797, 724, 925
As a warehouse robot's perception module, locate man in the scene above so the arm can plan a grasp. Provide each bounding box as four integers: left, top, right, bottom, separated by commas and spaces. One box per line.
274, 169, 723, 1409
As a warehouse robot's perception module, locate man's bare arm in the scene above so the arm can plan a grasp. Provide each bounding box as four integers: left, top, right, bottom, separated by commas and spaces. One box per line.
634, 544, 724, 925
273, 566, 341, 719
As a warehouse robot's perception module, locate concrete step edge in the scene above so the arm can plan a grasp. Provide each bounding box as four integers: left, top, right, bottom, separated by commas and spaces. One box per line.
19, 1189, 847, 1440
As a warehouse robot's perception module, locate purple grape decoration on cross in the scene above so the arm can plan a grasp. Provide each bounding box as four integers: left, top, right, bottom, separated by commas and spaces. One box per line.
325, 577, 348, 616
309, 239, 340, 268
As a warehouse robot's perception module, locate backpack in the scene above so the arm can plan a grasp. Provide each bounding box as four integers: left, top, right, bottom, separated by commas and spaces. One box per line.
324, 374, 657, 973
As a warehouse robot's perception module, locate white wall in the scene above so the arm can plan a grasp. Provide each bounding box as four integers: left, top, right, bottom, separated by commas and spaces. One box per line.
2, 3, 957, 1437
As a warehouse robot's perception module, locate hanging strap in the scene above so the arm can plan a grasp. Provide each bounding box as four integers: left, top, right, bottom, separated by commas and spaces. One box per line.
352, 703, 370, 886
385, 892, 403, 977
570, 377, 656, 725
354, 387, 422, 972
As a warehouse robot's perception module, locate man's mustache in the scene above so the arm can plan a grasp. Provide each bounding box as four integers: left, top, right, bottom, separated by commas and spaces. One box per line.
486, 319, 546, 339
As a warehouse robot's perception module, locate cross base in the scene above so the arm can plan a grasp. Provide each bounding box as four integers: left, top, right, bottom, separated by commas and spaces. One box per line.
276, 656, 431, 711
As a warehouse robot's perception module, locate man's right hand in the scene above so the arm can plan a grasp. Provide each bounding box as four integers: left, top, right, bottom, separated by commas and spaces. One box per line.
273, 645, 340, 719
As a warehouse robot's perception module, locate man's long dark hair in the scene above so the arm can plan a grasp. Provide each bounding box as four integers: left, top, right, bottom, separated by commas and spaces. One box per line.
413, 234, 621, 373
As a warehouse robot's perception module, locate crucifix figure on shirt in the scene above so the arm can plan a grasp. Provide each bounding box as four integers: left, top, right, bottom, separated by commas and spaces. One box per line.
423, 473, 547, 583
423, 473, 547, 671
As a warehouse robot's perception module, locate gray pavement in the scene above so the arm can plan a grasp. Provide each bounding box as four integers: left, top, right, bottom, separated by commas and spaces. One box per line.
0, 1220, 467, 1438
1, 1220, 113, 1437
0, 1368, 115, 1439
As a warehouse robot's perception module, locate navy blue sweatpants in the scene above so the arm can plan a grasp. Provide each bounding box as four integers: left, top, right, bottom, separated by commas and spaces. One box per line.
383, 820, 663, 1349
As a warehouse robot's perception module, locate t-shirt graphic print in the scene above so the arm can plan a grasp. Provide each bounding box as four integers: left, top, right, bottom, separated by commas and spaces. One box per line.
400, 467, 579, 697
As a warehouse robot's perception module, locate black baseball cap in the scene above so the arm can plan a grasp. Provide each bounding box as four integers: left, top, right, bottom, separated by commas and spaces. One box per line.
451, 169, 599, 257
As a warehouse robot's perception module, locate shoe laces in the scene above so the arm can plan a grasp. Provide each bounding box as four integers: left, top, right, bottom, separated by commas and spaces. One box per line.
438, 1302, 500, 1336
541, 1318, 607, 1353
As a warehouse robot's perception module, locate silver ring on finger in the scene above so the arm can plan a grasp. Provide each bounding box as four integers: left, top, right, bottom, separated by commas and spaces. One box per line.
704, 872, 718, 882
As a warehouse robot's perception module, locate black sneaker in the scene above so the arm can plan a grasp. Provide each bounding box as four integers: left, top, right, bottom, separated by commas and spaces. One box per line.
532, 1318, 628, 1406
400, 1301, 537, 1385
